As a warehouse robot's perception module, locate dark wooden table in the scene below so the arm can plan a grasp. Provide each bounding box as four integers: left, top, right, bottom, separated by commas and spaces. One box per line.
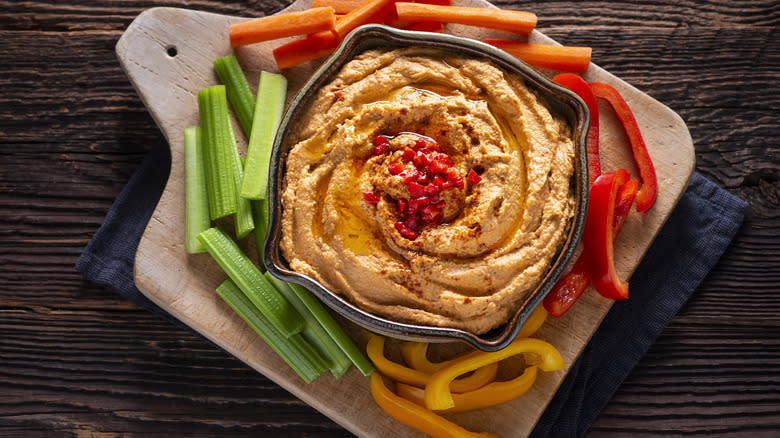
2, 1, 778, 436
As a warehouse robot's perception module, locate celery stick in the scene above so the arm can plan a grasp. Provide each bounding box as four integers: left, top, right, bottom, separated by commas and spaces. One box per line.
228, 119, 254, 239
198, 227, 304, 337
287, 283, 375, 376
198, 85, 238, 220
251, 199, 270, 268
184, 126, 210, 254
265, 272, 352, 378
216, 279, 327, 383
214, 55, 255, 138
240, 71, 287, 200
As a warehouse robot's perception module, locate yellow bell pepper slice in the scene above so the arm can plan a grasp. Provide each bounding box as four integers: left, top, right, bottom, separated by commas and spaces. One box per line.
399, 305, 548, 373
366, 333, 498, 393
516, 304, 548, 338
399, 341, 454, 374
370, 373, 499, 438
397, 365, 538, 413
425, 338, 564, 410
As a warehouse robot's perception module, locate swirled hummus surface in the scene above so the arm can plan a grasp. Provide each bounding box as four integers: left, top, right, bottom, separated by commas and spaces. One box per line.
280, 47, 576, 334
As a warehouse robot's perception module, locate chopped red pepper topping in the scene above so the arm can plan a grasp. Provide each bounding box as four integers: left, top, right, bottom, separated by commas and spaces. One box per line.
413, 151, 432, 169
404, 215, 419, 232
363, 190, 380, 205
373, 135, 390, 155
387, 162, 404, 175
368, 133, 475, 240
394, 221, 419, 240
408, 196, 430, 215
400, 170, 419, 184
414, 137, 438, 150
408, 181, 426, 198
420, 202, 444, 225
467, 169, 482, 186
429, 158, 448, 174
397, 198, 407, 216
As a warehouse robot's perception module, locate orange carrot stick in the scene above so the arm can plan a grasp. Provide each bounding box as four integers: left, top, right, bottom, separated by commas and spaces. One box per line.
310, 0, 367, 14
395, 3, 536, 35
385, 0, 451, 28
483, 39, 592, 72
229, 7, 337, 47
272, 30, 342, 69
312, 0, 452, 15
335, 0, 395, 38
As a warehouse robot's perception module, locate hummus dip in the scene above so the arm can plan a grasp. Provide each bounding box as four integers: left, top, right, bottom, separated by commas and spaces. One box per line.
280, 47, 576, 334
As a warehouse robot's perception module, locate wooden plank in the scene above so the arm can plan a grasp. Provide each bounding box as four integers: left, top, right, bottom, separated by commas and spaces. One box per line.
118, 2, 696, 436
0, 2, 779, 436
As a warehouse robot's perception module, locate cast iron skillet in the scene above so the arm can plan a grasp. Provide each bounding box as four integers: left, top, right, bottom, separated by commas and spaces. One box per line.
264, 24, 589, 352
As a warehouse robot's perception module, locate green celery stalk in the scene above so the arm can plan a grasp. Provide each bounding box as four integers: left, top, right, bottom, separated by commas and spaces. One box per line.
240, 71, 287, 200
213, 55, 255, 138
265, 272, 352, 378
229, 119, 254, 239
198, 227, 304, 337
198, 85, 238, 220
287, 282, 375, 376
216, 279, 327, 383
251, 199, 270, 268
184, 126, 210, 254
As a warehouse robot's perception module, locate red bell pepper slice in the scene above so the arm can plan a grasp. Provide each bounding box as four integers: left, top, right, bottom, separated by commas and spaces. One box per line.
613, 178, 639, 231
589, 82, 658, 213
553, 73, 601, 187
543, 257, 590, 318
544, 169, 637, 317
584, 171, 629, 300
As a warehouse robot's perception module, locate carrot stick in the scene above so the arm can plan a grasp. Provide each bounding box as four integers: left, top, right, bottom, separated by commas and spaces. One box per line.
273, 0, 391, 70
229, 7, 337, 47
395, 3, 536, 35
313, 0, 451, 15
384, 0, 451, 28
335, 0, 395, 38
272, 31, 342, 69
483, 39, 592, 72
310, 0, 367, 14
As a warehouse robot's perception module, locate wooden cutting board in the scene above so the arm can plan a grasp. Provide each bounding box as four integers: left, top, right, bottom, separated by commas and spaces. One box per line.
118, 2, 694, 436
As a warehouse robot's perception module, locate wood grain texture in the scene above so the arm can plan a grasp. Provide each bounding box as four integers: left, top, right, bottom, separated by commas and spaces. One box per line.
1, 0, 778, 437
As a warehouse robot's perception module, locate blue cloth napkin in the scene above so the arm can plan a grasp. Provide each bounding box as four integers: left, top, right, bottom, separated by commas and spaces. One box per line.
76, 142, 748, 437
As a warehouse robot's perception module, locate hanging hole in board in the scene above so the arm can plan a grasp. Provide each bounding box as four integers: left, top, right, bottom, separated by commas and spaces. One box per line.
166, 46, 178, 57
